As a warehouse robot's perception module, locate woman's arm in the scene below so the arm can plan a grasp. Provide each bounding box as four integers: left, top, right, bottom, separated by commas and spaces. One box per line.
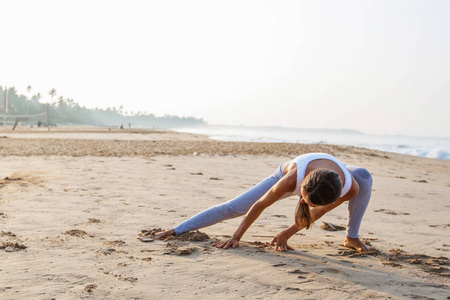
310, 174, 360, 220
214, 169, 297, 249
271, 175, 360, 250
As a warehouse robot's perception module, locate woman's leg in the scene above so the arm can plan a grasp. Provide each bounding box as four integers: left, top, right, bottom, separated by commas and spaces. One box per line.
173, 164, 285, 235
346, 167, 373, 238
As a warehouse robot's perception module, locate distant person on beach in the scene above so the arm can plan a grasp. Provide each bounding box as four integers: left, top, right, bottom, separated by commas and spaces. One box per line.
153, 153, 373, 253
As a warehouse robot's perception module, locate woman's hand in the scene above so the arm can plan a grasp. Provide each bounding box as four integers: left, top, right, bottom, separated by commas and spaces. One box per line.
213, 237, 240, 249
152, 229, 175, 240
270, 230, 295, 251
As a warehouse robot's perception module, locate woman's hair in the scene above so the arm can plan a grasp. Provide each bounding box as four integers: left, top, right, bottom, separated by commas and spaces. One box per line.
295, 169, 342, 229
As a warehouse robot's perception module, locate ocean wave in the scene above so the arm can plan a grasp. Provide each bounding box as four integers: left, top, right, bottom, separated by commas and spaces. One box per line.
176, 126, 450, 160
390, 147, 450, 160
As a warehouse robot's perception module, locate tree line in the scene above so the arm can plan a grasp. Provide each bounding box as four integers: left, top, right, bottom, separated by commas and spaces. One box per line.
0, 86, 206, 128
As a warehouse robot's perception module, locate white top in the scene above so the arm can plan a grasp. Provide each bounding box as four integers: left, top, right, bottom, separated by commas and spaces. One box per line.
291, 153, 352, 198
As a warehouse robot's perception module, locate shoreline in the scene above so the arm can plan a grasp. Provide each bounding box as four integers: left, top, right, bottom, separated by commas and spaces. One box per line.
1, 125, 448, 161
0, 126, 439, 161
0, 137, 395, 158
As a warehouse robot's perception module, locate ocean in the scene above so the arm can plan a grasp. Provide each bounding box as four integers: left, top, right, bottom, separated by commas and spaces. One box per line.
175, 126, 450, 160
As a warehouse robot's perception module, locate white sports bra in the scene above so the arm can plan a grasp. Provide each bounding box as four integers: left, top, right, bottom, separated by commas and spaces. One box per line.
291, 153, 352, 198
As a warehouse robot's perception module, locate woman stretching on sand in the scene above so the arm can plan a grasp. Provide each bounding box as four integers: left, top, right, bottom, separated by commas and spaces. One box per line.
153, 153, 373, 253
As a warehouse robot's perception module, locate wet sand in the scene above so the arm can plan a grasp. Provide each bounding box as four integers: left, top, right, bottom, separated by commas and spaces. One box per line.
1, 127, 449, 299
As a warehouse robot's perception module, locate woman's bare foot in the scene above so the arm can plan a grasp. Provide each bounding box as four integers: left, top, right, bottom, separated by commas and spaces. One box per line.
343, 237, 372, 253
152, 229, 175, 240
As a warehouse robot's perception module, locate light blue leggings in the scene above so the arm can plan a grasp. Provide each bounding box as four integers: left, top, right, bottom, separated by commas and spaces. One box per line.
174, 164, 372, 239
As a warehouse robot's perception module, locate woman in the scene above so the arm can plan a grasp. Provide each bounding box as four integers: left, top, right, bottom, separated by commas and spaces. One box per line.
153, 153, 373, 253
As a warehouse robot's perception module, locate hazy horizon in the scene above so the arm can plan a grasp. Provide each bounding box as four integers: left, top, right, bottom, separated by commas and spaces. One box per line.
177, 123, 450, 139
1, 0, 449, 138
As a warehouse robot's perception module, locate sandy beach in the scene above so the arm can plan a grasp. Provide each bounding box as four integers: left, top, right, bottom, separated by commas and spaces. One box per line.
1, 127, 449, 299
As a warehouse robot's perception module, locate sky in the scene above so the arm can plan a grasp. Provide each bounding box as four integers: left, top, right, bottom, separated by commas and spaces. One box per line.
0, 0, 449, 138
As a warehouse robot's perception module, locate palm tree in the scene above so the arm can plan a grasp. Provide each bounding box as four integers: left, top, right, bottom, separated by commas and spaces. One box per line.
26, 85, 33, 101
49, 88, 56, 102
47, 88, 56, 128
